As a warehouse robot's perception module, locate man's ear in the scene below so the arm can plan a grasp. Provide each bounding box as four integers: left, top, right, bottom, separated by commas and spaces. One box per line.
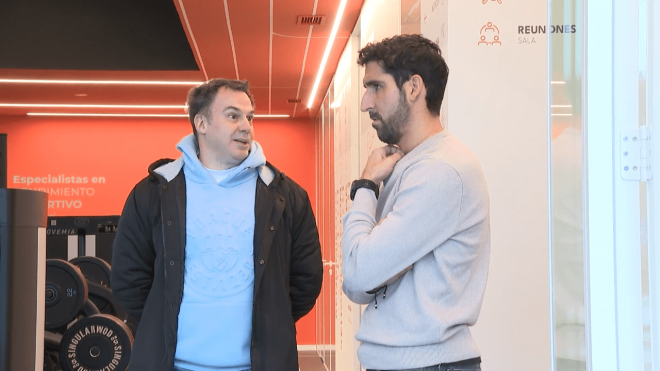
406, 74, 425, 102
194, 114, 206, 135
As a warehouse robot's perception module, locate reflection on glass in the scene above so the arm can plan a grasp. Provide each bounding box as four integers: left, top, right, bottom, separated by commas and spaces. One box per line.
315, 86, 336, 371
638, 0, 652, 368
550, 0, 586, 370
401, 0, 420, 35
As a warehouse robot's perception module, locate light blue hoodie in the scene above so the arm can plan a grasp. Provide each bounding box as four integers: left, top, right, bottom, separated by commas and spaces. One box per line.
173, 134, 266, 371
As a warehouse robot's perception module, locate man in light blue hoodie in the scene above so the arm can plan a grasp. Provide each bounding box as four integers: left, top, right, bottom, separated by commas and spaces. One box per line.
342, 35, 490, 371
112, 79, 323, 371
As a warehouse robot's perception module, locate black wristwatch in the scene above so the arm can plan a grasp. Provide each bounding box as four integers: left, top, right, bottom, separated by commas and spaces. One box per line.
350, 179, 379, 201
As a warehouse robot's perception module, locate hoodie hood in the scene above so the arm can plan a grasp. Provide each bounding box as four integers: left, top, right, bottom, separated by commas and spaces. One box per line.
175, 134, 267, 187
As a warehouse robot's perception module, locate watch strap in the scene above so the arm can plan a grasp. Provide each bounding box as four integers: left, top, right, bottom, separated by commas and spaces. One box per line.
350, 179, 379, 201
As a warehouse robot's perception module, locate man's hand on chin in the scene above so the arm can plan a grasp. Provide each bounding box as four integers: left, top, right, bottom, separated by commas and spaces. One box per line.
361, 145, 405, 184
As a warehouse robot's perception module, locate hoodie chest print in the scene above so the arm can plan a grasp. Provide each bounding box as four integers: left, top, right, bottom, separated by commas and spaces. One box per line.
186, 206, 254, 297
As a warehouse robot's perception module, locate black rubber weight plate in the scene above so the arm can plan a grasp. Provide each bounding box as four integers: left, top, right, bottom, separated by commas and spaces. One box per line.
70, 256, 113, 312
69, 256, 112, 287
59, 314, 134, 371
45, 259, 88, 330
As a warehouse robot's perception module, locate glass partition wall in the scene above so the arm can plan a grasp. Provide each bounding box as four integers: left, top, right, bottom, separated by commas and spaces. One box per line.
550, 0, 659, 369
549, 0, 586, 369
315, 85, 337, 371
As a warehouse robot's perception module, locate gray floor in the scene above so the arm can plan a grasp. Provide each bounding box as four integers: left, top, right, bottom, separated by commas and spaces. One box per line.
298, 350, 334, 371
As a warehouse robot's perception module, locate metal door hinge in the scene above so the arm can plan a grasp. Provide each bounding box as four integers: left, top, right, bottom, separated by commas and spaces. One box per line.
621, 126, 653, 181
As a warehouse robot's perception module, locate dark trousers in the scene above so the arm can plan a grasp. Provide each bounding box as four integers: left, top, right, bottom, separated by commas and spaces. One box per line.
173, 367, 250, 371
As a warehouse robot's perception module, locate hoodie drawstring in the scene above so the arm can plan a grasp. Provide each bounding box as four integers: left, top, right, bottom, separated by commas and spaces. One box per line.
371, 285, 387, 309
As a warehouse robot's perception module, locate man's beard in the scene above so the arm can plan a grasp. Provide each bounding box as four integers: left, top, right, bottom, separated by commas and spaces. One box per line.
370, 91, 410, 145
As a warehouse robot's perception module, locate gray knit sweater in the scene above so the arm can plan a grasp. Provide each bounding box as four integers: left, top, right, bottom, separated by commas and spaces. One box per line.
342, 130, 490, 369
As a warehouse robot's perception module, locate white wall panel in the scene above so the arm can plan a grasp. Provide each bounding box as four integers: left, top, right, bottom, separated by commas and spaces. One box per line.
333, 34, 363, 371
359, 0, 401, 172
331, 2, 402, 369
420, 0, 448, 129
424, 0, 552, 369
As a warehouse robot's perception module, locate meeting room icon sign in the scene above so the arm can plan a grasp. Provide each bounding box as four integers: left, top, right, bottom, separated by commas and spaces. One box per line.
478, 22, 502, 46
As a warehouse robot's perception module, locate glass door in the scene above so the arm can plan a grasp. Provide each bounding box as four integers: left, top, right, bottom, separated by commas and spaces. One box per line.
549, 1, 586, 370
550, 0, 659, 369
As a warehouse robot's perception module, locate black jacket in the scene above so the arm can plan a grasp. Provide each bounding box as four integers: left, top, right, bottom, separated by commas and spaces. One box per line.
111, 159, 323, 371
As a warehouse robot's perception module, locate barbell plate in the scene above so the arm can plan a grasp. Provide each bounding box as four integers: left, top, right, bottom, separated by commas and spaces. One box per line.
69, 256, 112, 288
59, 314, 133, 371
70, 256, 113, 312
45, 259, 88, 330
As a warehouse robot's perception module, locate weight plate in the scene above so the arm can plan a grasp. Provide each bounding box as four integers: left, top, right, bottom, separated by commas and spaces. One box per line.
69, 256, 112, 288
70, 256, 113, 312
45, 259, 88, 330
59, 314, 133, 371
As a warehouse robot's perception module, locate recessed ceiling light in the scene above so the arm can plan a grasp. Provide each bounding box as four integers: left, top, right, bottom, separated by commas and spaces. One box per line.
75, 94, 88, 97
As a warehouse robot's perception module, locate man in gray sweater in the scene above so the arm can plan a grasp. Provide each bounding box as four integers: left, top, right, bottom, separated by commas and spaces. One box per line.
342, 34, 490, 371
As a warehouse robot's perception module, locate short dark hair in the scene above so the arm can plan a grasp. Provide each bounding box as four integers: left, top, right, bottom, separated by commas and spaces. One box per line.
357, 34, 449, 116
186, 78, 255, 138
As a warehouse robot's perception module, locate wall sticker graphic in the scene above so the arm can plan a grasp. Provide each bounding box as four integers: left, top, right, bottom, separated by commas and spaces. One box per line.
478, 22, 501, 46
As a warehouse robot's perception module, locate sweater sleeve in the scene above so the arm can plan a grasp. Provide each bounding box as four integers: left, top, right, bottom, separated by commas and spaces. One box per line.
110, 179, 157, 324
341, 160, 463, 294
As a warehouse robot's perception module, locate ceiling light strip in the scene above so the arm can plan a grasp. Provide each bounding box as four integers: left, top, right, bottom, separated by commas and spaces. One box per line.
27, 113, 188, 117
26, 112, 289, 118
307, 0, 348, 108
551, 81, 566, 84
2, 103, 186, 109
272, 32, 347, 39
178, 0, 209, 80
224, 0, 240, 79
292, 0, 319, 118
551, 105, 573, 108
0, 79, 201, 85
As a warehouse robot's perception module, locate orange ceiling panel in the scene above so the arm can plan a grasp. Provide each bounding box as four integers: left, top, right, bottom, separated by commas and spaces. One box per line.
271, 36, 307, 92
225, 2, 272, 87
175, 0, 237, 80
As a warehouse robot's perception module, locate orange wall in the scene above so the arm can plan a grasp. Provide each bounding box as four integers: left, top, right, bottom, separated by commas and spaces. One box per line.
0, 114, 319, 345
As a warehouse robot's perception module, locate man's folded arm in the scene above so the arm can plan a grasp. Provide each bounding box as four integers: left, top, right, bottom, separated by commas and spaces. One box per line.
341, 162, 462, 294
